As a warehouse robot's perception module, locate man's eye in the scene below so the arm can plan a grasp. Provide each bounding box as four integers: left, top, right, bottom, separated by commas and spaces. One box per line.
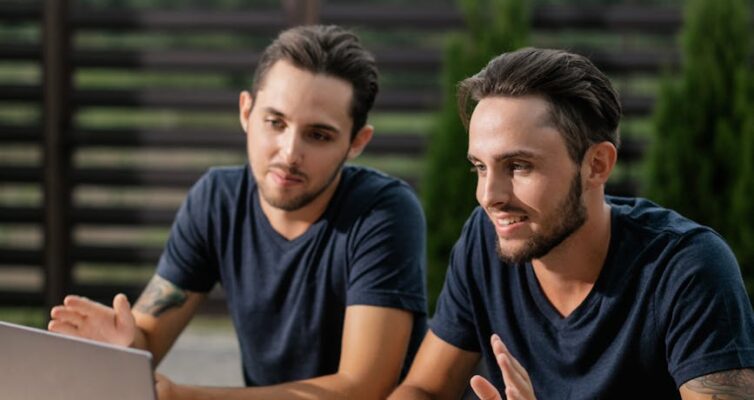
470, 164, 486, 173
511, 162, 531, 172
310, 131, 332, 142
265, 118, 285, 129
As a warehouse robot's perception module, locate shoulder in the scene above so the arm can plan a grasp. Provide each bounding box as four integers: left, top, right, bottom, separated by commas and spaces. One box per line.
187, 165, 250, 202
337, 165, 423, 219
609, 195, 737, 270
608, 196, 709, 237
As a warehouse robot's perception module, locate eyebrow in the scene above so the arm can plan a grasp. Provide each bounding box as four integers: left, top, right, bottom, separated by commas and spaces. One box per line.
467, 150, 540, 163
262, 107, 341, 134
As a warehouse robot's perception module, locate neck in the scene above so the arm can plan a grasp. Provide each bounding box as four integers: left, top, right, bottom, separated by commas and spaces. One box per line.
531, 195, 612, 317
259, 172, 341, 241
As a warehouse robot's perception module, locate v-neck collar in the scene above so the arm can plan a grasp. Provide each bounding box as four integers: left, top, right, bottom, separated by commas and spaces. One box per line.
524, 206, 618, 331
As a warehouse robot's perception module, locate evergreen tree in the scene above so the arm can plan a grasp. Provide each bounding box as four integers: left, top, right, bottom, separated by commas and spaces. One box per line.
423, 0, 528, 311
645, 0, 753, 291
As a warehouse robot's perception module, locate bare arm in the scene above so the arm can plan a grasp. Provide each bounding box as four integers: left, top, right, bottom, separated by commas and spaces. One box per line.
680, 369, 754, 400
49, 274, 205, 365
131, 275, 206, 364
389, 330, 481, 400
158, 304, 415, 400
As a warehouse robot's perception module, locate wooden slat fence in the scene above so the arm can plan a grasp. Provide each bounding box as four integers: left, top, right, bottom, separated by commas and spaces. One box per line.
0, 0, 724, 312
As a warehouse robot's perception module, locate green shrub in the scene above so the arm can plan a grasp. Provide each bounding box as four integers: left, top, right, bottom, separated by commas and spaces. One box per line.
423, 0, 529, 313
645, 0, 753, 293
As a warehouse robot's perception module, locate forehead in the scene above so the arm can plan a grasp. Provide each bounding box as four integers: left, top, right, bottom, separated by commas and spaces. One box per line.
468, 95, 570, 160
254, 60, 353, 126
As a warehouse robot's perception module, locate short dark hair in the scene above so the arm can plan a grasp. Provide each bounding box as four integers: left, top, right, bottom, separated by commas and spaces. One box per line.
252, 25, 379, 140
458, 47, 621, 163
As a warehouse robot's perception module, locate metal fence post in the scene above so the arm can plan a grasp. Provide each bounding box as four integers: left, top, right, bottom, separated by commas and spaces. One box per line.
42, 0, 73, 313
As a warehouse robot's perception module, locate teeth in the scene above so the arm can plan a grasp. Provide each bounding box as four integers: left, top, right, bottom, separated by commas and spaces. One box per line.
500, 216, 526, 226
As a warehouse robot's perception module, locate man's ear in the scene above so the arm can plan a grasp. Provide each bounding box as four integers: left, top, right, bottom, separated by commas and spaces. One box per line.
347, 124, 374, 160
239, 91, 253, 133
581, 141, 617, 189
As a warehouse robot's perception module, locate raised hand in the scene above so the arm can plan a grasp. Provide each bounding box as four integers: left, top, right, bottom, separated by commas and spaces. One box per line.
470, 334, 536, 400
48, 293, 136, 347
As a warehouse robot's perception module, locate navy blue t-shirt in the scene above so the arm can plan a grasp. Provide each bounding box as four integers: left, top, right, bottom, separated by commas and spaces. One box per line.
156, 165, 427, 386
431, 196, 754, 399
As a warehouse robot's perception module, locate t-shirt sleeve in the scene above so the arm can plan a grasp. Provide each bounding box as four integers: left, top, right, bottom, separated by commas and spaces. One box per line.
429, 216, 481, 352
346, 183, 427, 315
155, 171, 219, 292
658, 230, 754, 387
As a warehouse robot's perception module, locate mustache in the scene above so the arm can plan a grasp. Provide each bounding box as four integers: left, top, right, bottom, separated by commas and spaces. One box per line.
268, 163, 307, 179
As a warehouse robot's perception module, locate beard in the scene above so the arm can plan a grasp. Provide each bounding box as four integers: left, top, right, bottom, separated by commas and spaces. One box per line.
496, 171, 588, 265
258, 155, 347, 212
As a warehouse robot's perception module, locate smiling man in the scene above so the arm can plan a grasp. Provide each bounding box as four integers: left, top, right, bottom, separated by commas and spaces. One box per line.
48, 25, 427, 400
389, 48, 754, 399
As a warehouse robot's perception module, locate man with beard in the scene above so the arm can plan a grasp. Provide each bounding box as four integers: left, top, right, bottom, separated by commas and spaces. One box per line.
389, 48, 754, 399
48, 25, 427, 400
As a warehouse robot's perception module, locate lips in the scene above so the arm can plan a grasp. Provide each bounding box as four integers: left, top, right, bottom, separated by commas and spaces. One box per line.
269, 168, 305, 187
490, 214, 529, 237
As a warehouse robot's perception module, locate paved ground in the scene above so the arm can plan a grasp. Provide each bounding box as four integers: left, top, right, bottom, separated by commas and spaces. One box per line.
156, 317, 244, 387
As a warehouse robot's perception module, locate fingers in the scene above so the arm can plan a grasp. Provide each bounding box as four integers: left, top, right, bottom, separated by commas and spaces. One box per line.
47, 319, 79, 336
491, 334, 534, 399
50, 305, 86, 327
63, 295, 109, 315
491, 335, 530, 381
470, 375, 502, 400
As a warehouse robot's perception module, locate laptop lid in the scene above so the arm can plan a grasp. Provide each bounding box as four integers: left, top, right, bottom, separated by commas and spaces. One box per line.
0, 320, 156, 400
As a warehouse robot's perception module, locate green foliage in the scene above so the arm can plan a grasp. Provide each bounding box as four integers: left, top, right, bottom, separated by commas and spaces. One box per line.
645, 0, 754, 292
423, 0, 529, 313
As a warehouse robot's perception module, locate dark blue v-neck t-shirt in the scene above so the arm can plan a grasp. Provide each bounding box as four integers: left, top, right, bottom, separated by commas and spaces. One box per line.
156, 165, 427, 386
431, 196, 754, 399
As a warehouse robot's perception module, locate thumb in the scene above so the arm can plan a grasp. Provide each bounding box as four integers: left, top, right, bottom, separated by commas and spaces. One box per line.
113, 293, 135, 336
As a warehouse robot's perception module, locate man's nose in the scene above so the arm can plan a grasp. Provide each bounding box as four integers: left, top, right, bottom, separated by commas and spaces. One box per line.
478, 172, 511, 210
279, 130, 303, 166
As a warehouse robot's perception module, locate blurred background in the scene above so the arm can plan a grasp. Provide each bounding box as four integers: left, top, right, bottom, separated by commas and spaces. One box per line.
0, 0, 752, 386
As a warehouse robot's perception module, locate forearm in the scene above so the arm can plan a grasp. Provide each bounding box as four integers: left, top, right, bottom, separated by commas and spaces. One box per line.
168, 372, 386, 400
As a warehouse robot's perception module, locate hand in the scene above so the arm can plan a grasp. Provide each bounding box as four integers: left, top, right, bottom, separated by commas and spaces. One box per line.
48, 293, 136, 347
470, 334, 536, 400
155, 372, 177, 400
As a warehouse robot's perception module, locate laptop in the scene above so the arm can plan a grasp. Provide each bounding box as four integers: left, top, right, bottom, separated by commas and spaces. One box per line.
0, 320, 156, 400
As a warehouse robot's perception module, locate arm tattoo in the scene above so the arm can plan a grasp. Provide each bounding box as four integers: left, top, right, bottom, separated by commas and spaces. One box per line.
133, 275, 187, 317
683, 369, 754, 400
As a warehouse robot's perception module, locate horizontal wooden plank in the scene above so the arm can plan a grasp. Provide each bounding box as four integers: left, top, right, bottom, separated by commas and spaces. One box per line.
0, 44, 40, 61
71, 9, 286, 32
72, 47, 442, 72
74, 206, 176, 225
72, 88, 653, 115
0, 290, 44, 307
73, 127, 426, 155
0, 248, 42, 266
0, 3, 41, 22
72, 88, 442, 112
64, 6, 700, 33
532, 5, 681, 33
0, 206, 42, 223
0, 84, 42, 101
74, 245, 162, 264
0, 166, 41, 183
73, 167, 203, 187
0, 123, 42, 142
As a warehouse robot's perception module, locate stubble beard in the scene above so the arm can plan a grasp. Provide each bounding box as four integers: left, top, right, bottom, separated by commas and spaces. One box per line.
496, 171, 588, 265
258, 154, 348, 212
